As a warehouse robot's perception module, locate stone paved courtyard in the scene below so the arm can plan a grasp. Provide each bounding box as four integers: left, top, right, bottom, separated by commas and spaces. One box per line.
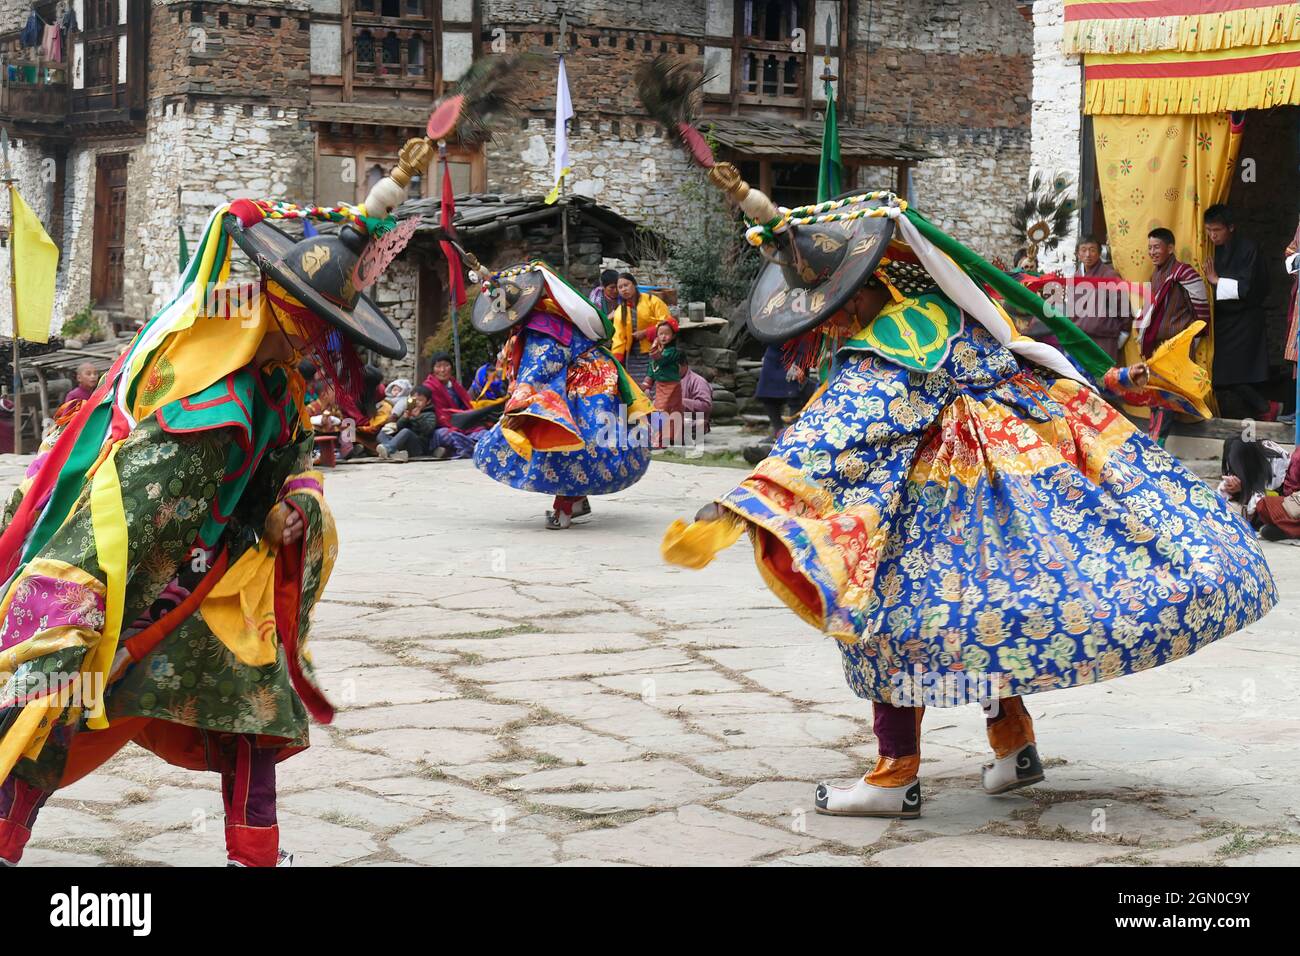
4, 454, 1299, 867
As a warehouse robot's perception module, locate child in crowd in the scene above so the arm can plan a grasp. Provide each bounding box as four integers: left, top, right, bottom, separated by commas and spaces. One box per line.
64, 362, 99, 404
644, 318, 683, 448
53, 362, 101, 422
377, 385, 443, 462
384, 378, 413, 418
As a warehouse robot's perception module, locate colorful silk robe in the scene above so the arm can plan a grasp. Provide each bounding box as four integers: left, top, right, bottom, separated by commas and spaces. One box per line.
475, 320, 652, 497
669, 306, 1276, 705
0, 365, 336, 790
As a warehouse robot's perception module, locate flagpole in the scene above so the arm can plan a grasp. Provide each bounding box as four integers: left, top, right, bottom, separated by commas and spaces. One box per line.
440, 140, 462, 383
558, 13, 570, 272
2, 130, 21, 455
818, 14, 839, 204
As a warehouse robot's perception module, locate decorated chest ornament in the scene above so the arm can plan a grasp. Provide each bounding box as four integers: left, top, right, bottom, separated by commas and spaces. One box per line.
635, 55, 897, 344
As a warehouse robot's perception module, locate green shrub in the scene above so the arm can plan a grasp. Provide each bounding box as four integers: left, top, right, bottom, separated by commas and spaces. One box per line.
61, 300, 98, 340
655, 170, 760, 313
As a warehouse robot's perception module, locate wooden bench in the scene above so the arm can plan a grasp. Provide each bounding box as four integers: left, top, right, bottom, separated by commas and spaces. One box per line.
313, 435, 339, 468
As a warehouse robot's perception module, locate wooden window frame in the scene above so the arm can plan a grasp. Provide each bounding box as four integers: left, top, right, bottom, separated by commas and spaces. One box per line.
706, 0, 848, 120
345, 0, 439, 90
316, 139, 485, 206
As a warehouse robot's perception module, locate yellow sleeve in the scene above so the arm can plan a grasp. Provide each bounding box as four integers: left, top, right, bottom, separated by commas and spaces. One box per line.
652, 295, 672, 324
610, 304, 629, 359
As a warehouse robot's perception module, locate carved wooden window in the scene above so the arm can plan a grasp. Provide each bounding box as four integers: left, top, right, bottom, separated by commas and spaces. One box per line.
348, 0, 434, 84
738, 0, 804, 100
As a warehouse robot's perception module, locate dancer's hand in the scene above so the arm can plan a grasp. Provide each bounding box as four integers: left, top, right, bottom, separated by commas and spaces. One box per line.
694, 502, 724, 522
1127, 362, 1150, 388
266, 502, 305, 548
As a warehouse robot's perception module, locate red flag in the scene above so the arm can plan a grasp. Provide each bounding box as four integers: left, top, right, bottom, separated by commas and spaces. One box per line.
439, 157, 466, 308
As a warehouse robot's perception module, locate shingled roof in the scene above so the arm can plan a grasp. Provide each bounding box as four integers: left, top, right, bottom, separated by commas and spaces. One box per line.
393, 192, 666, 258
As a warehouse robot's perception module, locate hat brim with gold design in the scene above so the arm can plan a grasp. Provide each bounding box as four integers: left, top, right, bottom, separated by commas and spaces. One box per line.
470, 266, 546, 334
747, 193, 894, 344
223, 214, 407, 359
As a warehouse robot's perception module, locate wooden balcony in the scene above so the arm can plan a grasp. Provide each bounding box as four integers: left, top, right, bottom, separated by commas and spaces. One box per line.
0, 60, 67, 125
0, 0, 148, 139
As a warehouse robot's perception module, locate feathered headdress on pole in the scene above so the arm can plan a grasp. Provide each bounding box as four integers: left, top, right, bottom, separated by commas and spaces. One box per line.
635, 55, 781, 225
431, 53, 537, 144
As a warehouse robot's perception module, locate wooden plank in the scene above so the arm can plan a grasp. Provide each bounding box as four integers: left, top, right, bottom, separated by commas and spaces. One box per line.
1169, 417, 1294, 444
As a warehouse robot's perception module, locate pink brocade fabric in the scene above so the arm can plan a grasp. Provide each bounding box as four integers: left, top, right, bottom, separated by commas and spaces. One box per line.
0, 574, 105, 652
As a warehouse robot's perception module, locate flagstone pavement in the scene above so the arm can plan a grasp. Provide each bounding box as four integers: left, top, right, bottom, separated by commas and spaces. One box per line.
3, 454, 1298, 868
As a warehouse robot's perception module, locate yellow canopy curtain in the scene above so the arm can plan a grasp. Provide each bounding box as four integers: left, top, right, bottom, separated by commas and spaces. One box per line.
1093, 112, 1243, 380
1064, 1, 1300, 57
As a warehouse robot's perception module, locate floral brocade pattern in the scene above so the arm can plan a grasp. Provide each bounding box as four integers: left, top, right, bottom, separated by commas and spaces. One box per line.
475, 327, 650, 497
720, 324, 1276, 705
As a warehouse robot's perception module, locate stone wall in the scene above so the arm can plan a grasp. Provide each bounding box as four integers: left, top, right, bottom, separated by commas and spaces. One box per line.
849, 0, 1036, 261
1028, 0, 1083, 272
485, 116, 699, 238
0, 141, 98, 338
0, 139, 53, 336
129, 100, 315, 321
151, 0, 313, 103
368, 259, 419, 380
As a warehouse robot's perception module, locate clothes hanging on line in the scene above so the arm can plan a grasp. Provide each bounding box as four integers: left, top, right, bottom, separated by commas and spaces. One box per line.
41, 23, 62, 62
19, 9, 42, 48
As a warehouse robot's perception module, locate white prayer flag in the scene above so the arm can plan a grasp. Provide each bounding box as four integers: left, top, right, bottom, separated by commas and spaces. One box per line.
544, 56, 574, 205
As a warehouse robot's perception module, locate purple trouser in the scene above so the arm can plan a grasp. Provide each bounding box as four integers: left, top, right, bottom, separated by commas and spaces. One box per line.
434, 427, 483, 459
0, 731, 280, 865
867, 699, 1036, 785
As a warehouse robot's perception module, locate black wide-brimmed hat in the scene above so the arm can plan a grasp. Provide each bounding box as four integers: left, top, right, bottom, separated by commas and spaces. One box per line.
470, 264, 545, 334
223, 212, 408, 359
747, 193, 894, 344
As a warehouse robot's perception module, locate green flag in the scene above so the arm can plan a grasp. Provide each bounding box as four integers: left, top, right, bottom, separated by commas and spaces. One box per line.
178, 221, 189, 273
817, 78, 842, 203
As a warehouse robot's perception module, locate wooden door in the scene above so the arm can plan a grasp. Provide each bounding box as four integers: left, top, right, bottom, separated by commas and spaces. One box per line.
91, 153, 128, 309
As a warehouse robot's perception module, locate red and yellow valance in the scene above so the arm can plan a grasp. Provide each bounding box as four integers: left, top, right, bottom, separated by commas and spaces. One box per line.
1083, 40, 1300, 113
1064, 1, 1300, 55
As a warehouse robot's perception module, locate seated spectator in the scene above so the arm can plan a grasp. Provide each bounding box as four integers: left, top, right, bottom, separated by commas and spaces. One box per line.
1246, 443, 1300, 541
385, 378, 413, 418
424, 352, 487, 459
308, 383, 343, 435
346, 365, 393, 459
377, 385, 442, 462
1218, 435, 1289, 519
679, 353, 713, 438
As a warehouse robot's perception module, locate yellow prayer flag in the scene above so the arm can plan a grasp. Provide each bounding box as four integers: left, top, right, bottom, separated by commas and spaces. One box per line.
9, 185, 59, 343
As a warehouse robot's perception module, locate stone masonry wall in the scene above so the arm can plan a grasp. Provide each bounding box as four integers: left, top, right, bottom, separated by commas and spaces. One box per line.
481, 23, 710, 238
151, 0, 312, 103
130, 100, 315, 320
1029, 0, 1083, 272
848, 0, 1036, 261
0, 140, 99, 338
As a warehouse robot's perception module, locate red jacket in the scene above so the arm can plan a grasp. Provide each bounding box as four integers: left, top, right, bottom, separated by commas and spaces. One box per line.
424, 374, 475, 430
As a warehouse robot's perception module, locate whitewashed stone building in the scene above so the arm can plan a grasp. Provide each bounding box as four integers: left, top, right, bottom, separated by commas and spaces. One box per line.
1, 0, 1039, 381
